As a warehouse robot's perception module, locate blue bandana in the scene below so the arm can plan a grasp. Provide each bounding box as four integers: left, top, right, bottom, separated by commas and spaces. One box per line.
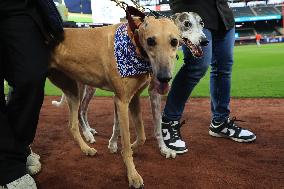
114, 23, 151, 77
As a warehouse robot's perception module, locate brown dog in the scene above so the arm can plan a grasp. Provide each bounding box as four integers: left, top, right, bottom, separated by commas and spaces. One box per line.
52, 12, 207, 159
48, 16, 180, 188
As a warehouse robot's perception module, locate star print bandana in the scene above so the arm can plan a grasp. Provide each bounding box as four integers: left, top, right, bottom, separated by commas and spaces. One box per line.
114, 23, 151, 77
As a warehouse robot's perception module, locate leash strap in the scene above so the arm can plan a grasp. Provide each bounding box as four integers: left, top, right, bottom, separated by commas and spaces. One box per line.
125, 6, 148, 59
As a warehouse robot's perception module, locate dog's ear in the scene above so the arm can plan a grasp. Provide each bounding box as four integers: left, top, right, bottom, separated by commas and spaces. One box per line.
170, 13, 180, 22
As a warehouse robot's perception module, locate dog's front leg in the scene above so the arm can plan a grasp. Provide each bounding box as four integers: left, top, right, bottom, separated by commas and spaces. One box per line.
129, 94, 146, 151
148, 86, 177, 159
114, 96, 144, 188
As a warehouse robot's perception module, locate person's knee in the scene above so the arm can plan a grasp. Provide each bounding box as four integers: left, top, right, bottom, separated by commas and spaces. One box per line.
211, 64, 232, 77
186, 62, 209, 80
199, 63, 210, 76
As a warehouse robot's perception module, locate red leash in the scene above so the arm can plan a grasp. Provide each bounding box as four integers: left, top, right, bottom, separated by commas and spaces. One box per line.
125, 6, 148, 59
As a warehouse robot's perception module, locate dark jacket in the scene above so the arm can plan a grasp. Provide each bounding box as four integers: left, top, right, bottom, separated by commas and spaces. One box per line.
34, 0, 64, 47
0, 0, 64, 48
169, 0, 235, 31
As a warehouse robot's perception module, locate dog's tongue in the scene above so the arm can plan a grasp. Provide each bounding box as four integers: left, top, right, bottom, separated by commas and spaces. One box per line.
158, 82, 170, 95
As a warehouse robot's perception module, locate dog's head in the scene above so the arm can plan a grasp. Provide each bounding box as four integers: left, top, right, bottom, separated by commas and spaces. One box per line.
137, 16, 180, 94
171, 12, 208, 58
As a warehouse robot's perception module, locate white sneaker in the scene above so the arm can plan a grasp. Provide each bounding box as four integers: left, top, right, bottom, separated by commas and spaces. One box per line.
26, 152, 41, 175
209, 117, 256, 142
5, 174, 37, 189
161, 120, 188, 154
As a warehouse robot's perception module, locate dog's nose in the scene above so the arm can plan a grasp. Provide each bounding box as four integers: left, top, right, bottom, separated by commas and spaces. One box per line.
157, 68, 172, 83
200, 37, 209, 46
157, 77, 172, 83
157, 73, 172, 83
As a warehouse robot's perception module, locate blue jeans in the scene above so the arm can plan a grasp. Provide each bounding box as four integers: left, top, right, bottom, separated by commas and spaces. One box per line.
163, 28, 235, 122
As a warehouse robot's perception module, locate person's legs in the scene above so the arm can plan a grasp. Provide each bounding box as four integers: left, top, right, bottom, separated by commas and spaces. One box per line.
256, 40, 261, 47
163, 29, 212, 121
210, 28, 235, 122
0, 31, 25, 186
0, 46, 6, 111
209, 28, 256, 142
0, 15, 48, 185
161, 29, 212, 153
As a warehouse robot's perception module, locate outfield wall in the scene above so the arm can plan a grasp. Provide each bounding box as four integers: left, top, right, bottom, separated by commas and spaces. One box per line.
235, 35, 284, 45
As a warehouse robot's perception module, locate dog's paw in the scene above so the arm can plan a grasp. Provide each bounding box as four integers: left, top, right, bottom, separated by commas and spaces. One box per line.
108, 141, 118, 153
82, 147, 97, 156
160, 146, 177, 159
89, 127, 98, 135
83, 130, 96, 144
128, 171, 144, 188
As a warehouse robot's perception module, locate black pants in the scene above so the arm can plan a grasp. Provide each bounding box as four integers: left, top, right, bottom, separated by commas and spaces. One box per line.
0, 14, 49, 185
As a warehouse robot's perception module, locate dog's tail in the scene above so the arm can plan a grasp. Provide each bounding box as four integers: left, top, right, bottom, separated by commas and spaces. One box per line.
51, 93, 66, 107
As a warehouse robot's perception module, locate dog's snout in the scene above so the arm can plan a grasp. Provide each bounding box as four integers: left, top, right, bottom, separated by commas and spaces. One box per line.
157, 72, 172, 83
157, 76, 172, 83
200, 37, 209, 46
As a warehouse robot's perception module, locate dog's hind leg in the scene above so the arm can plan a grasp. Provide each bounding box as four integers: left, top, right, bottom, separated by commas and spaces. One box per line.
114, 96, 143, 188
49, 69, 97, 156
129, 94, 146, 151
108, 99, 120, 153
66, 93, 97, 156
79, 85, 97, 144
148, 82, 176, 158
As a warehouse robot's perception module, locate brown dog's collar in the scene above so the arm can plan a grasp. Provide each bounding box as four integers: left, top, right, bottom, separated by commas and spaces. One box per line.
126, 23, 148, 59
125, 6, 149, 60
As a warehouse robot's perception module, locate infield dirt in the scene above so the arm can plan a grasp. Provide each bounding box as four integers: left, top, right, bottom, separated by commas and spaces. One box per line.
32, 97, 284, 189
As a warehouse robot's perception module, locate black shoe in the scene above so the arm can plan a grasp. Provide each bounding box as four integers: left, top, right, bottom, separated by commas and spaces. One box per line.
161, 119, 188, 154
209, 117, 256, 142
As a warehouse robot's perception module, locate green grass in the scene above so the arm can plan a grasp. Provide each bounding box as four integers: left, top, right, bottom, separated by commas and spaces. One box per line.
9, 43, 284, 98
231, 43, 284, 97
191, 43, 284, 97
67, 13, 93, 23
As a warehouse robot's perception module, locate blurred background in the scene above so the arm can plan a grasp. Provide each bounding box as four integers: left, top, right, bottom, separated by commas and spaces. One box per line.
6, 0, 279, 97
53, 0, 284, 44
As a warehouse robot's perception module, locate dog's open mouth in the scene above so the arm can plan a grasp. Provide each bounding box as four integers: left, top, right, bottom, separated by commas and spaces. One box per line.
183, 38, 203, 58
154, 79, 170, 95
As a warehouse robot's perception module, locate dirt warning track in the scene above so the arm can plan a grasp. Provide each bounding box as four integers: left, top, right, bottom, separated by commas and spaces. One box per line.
32, 97, 284, 189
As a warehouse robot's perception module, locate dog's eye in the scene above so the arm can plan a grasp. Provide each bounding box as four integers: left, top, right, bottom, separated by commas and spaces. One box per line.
147, 37, 156, 47
170, 38, 178, 47
184, 21, 192, 28
200, 20, 204, 27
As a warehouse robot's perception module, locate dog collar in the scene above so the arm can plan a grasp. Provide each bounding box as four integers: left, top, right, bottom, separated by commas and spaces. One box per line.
114, 23, 151, 77
125, 6, 148, 59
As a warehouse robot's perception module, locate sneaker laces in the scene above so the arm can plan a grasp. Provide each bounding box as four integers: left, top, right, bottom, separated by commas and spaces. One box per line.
171, 120, 186, 141
228, 117, 245, 130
